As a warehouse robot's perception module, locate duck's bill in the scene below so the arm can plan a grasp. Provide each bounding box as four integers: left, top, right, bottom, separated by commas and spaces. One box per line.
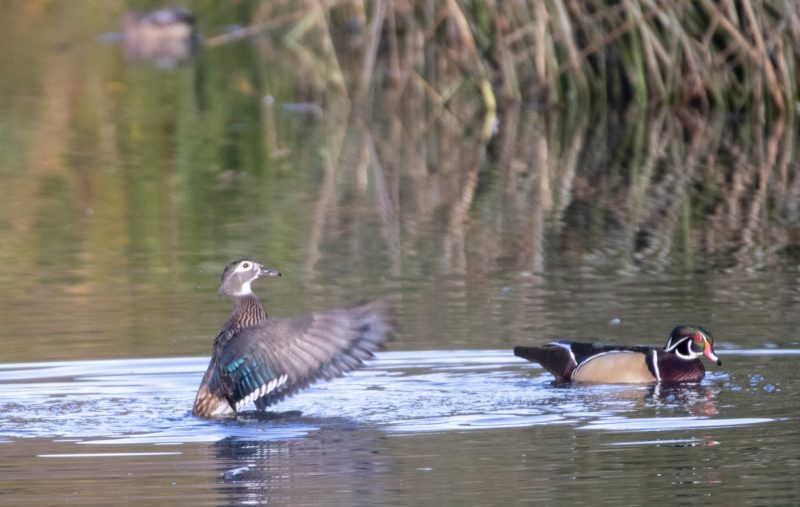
259, 265, 281, 277
704, 343, 722, 366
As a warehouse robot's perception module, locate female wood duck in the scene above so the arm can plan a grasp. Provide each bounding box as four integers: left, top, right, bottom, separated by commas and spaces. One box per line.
193, 259, 392, 418
513, 325, 722, 384
123, 8, 197, 67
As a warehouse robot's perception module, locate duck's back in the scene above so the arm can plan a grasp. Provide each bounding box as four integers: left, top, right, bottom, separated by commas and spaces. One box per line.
514, 341, 654, 382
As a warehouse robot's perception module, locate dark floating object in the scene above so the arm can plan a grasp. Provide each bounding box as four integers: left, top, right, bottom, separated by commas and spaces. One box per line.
123, 8, 197, 67
193, 259, 392, 418
514, 325, 722, 384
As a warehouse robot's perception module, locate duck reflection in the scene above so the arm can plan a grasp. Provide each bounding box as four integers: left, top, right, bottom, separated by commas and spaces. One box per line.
212, 422, 391, 505
648, 382, 719, 417
550, 380, 720, 418
123, 8, 197, 68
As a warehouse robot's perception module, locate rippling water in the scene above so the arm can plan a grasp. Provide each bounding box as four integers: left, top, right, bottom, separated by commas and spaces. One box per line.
2, 349, 799, 505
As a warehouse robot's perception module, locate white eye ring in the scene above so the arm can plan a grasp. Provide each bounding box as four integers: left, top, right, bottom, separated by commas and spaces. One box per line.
242, 262, 251, 269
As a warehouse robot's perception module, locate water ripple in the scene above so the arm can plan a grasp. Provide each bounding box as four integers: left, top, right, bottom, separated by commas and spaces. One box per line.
0, 350, 786, 444
580, 416, 777, 432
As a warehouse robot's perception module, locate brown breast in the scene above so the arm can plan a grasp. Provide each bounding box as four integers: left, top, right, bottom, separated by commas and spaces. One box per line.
657, 353, 706, 382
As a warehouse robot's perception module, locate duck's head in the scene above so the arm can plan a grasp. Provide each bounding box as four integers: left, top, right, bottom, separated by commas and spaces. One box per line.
664, 325, 721, 366
218, 259, 281, 297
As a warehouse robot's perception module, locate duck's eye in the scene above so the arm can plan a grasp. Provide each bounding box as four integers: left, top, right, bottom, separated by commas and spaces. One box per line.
693, 333, 703, 343
242, 262, 251, 269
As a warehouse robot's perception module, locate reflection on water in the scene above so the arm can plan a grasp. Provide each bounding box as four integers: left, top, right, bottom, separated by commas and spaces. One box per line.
213, 430, 393, 506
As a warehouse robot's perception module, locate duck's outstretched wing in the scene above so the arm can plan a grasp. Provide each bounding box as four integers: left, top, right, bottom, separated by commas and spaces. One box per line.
209, 300, 392, 413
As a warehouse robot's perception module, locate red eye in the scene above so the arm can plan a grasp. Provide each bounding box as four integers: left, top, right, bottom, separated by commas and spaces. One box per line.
693, 333, 703, 343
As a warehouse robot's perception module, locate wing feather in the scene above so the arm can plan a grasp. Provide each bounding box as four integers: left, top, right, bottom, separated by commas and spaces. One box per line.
214, 300, 392, 411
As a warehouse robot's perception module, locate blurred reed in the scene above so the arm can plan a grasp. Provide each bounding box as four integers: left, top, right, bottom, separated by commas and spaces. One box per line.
219, 0, 800, 118
222, 0, 800, 274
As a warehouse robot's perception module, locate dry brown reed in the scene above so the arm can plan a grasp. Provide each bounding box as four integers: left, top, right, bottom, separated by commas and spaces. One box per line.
219, 0, 800, 118
209, 1, 800, 274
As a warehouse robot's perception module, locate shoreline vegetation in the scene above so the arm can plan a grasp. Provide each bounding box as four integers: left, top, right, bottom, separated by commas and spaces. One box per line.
208, 1, 799, 122
1, 1, 799, 295
202, 1, 800, 273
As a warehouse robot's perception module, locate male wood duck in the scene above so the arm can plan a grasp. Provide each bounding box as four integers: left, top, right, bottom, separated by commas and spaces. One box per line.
513, 325, 722, 384
193, 259, 392, 418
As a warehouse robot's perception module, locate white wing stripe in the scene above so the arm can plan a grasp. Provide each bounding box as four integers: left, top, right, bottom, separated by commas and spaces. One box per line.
550, 341, 578, 368
235, 374, 289, 412
650, 350, 661, 381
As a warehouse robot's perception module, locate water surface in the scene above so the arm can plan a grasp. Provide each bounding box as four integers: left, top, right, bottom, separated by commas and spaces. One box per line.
2, 3, 800, 505
1, 349, 798, 505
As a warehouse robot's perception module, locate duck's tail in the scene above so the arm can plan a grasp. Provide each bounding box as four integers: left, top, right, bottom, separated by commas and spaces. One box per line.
514, 344, 576, 381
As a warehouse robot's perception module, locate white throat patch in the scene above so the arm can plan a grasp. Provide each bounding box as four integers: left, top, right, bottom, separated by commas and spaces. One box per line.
230, 262, 259, 296
233, 279, 253, 296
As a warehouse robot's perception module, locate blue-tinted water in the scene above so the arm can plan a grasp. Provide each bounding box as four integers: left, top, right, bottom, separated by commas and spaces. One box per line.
1, 349, 798, 504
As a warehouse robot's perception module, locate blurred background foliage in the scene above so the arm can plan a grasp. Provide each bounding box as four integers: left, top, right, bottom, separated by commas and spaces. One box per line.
1, 1, 800, 359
